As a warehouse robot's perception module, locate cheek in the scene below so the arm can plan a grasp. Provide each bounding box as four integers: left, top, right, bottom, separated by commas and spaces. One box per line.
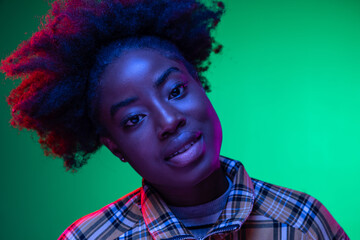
117, 126, 159, 159
182, 88, 214, 118
196, 96, 220, 124
186, 92, 222, 140
199, 97, 223, 141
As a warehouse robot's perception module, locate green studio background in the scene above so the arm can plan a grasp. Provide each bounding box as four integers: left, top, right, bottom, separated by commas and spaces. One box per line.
0, 0, 358, 239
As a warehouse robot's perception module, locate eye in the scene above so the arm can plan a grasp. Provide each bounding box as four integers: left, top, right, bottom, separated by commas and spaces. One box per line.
123, 114, 146, 127
169, 83, 187, 100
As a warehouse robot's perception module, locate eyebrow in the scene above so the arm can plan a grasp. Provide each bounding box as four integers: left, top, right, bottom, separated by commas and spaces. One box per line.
154, 67, 180, 88
110, 67, 181, 118
110, 96, 138, 117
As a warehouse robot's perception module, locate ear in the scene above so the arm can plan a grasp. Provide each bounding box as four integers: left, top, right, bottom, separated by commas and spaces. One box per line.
100, 136, 127, 162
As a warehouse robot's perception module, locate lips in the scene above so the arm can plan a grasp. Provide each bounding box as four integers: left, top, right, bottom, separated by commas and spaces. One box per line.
164, 131, 202, 161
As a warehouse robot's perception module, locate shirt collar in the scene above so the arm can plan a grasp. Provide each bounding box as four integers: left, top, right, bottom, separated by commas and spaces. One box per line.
140, 156, 255, 240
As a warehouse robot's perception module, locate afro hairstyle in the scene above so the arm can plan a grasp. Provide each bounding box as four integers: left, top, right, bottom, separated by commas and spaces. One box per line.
1, 0, 225, 171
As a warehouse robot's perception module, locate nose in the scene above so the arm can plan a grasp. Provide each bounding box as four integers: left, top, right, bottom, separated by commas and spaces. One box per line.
156, 104, 186, 140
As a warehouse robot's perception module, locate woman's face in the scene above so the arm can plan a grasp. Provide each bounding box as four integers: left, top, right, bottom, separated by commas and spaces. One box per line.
98, 48, 222, 188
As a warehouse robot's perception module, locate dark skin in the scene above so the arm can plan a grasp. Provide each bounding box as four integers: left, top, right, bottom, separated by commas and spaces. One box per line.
154, 166, 229, 206
99, 48, 228, 206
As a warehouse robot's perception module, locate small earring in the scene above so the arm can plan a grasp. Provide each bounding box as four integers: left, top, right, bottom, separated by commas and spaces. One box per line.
121, 157, 125, 162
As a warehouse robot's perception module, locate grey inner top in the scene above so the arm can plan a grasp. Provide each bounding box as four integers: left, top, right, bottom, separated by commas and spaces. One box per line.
168, 176, 233, 239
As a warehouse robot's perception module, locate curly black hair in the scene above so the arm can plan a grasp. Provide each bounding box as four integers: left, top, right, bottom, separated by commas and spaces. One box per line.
1, 0, 224, 171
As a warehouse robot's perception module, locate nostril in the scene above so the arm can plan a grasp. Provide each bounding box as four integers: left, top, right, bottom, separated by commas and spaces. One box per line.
159, 116, 186, 140
161, 132, 169, 139
178, 118, 186, 129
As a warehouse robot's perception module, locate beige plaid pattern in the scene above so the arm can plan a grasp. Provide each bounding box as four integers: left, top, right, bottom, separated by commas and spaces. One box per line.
59, 156, 349, 240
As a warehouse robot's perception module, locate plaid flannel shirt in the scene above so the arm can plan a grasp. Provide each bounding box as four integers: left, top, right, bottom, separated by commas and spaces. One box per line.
59, 156, 349, 240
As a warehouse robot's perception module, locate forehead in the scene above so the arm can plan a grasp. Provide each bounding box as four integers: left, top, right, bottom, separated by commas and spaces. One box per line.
100, 48, 186, 89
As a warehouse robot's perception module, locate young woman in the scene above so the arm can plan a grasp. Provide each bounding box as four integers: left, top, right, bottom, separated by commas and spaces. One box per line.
1, 0, 348, 239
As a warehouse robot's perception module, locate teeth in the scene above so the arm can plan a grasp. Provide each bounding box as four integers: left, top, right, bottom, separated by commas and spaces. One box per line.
169, 141, 195, 159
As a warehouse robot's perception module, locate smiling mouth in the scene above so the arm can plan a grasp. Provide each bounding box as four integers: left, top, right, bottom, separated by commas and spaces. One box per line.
165, 133, 202, 161
167, 140, 197, 160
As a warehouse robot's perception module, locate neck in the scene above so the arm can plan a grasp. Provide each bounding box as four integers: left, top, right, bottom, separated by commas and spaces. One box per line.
150, 167, 229, 207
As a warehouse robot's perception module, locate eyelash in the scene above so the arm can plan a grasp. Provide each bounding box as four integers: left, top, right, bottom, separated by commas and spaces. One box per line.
122, 114, 146, 128
168, 82, 188, 100
121, 82, 188, 128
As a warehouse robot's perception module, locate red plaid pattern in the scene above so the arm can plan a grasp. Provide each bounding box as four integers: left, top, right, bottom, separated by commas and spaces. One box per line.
59, 156, 348, 240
